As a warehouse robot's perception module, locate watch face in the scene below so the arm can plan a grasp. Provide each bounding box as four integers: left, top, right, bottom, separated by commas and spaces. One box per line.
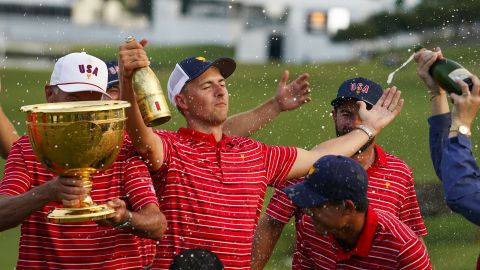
459, 125, 470, 135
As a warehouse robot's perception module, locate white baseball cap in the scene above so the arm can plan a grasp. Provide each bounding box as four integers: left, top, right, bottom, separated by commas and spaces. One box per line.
50, 52, 110, 98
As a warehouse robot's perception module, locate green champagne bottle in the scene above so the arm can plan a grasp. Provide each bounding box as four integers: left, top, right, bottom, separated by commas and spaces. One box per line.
415, 45, 473, 95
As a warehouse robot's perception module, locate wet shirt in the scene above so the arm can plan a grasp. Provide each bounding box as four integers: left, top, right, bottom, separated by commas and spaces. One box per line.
293, 207, 432, 270
266, 145, 427, 236
150, 128, 297, 269
0, 135, 159, 270
429, 113, 480, 225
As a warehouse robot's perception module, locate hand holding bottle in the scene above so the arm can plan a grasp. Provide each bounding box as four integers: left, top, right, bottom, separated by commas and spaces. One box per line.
120, 37, 171, 126
414, 47, 445, 97
415, 46, 473, 97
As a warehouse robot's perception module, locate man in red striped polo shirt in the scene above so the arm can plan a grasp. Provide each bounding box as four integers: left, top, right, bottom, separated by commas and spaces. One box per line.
284, 155, 432, 269
251, 77, 427, 269
118, 39, 404, 269
0, 52, 166, 269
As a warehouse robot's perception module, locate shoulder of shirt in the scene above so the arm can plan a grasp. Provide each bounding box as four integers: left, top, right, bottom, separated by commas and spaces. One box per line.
374, 209, 417, 243
11, 135, 33, 151
379, 147, 413, 172
153, 129, 175, 135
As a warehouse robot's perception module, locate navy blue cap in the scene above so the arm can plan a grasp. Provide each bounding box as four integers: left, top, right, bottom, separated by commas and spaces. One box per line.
179, 56, 235, 83
283, 155, 368, 209
330, 77, 383, 109
105, 60, 119, 89
167, 56, 236, 106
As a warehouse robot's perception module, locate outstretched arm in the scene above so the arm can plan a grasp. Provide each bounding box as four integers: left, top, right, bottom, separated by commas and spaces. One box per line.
441, 76, 480, 225
416, 47, 450, 178
287, 87, 404, 179
118, 39, 165, 171
0, 105, 19, 159
223, 71, 311, 137
251, 215, 286, 270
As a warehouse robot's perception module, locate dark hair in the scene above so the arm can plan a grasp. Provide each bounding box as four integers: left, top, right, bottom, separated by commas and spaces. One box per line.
169, 248, 224, 270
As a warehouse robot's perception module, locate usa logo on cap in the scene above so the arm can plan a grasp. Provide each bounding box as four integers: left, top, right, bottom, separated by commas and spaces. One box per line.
78, 64, 99, 79
350, 83, 370, 95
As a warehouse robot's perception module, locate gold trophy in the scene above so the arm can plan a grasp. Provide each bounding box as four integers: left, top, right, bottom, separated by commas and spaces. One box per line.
21, 100, 131, 223
126, 36, 171, 126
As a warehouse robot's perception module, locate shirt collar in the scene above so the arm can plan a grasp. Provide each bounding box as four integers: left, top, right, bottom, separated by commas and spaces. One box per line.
370, 144, 387, 168
335, 206, 379, 260
178, 127, 232, 146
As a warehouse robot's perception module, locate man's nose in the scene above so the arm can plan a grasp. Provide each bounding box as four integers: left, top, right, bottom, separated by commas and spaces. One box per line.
214, 84, 226, 97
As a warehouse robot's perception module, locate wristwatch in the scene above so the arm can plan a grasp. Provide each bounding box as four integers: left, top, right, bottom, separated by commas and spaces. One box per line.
357, 125, 374, 141
450, 125, 472, 137
114, 211, 133, 230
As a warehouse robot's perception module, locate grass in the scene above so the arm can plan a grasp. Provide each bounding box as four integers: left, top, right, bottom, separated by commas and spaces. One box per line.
0, 43, 479, 268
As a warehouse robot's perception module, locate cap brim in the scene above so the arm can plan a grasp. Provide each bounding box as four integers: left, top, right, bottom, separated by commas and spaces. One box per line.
283, 182, 328, 209
211, 57, 236, 79
107, 79, 119, 89
330, 97, 374, 109
186, 57, 236, 83
57, 83, 112, 99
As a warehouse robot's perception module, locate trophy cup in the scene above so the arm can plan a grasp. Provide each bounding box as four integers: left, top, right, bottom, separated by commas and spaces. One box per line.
21, 100, 131, 223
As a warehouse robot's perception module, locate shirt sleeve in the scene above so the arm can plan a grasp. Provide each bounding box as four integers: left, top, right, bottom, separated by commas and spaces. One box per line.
398, 170, 428, 236
441, 135, 480, 225
149, 130, 172, 179
428, 113, 451, 179
398, 238, 432, 270
265, 177, 304, 224
0, 139, 32, 195
122, 144, 159, 210
263, 145, 298, 188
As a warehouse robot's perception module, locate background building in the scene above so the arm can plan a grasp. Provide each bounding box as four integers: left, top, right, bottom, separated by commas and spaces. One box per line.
0, 0, 420, 64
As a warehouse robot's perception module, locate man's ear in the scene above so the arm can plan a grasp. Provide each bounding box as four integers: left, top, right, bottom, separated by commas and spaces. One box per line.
343, 200, 356, 215
332, 109, 337, 121
175, 94, 188, 111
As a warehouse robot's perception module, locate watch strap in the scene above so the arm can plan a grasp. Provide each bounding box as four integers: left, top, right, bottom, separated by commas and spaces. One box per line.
114, 211, 133, 230
357, 125, 374, 141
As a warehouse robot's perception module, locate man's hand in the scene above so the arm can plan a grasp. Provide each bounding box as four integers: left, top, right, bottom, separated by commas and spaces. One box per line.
49, 176, 89, 208
415, 47, 445, 96
96, 198, 130, 228
118, 38, 150, 80
451, 76, 480, 130
275, 70, 311, 111
358, 87, 404, 135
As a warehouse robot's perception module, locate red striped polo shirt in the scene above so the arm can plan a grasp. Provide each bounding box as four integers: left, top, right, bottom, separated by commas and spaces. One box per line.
266, 145, 427, 236
150, 128, 297, 269
0, 135, 159, 270
293, 207, 432, 269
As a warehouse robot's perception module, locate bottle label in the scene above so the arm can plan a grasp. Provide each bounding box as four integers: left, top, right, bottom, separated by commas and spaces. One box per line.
448, 68, 472, 82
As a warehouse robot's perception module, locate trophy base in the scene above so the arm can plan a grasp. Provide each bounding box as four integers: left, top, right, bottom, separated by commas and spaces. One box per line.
47, 204, 116, 223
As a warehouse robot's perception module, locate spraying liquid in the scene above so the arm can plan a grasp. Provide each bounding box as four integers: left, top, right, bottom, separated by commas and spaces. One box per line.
386, 52, 416, 85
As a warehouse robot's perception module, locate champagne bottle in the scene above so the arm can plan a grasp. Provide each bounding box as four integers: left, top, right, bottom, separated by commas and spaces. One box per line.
415, 45, 473, 96
126, 36, 171, 126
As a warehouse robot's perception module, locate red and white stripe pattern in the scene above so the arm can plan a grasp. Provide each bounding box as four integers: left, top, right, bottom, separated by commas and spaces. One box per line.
150, 128, 297, 269
293, 208, 432, 270
0, 135, 159, 269
266, 145, 427, 236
